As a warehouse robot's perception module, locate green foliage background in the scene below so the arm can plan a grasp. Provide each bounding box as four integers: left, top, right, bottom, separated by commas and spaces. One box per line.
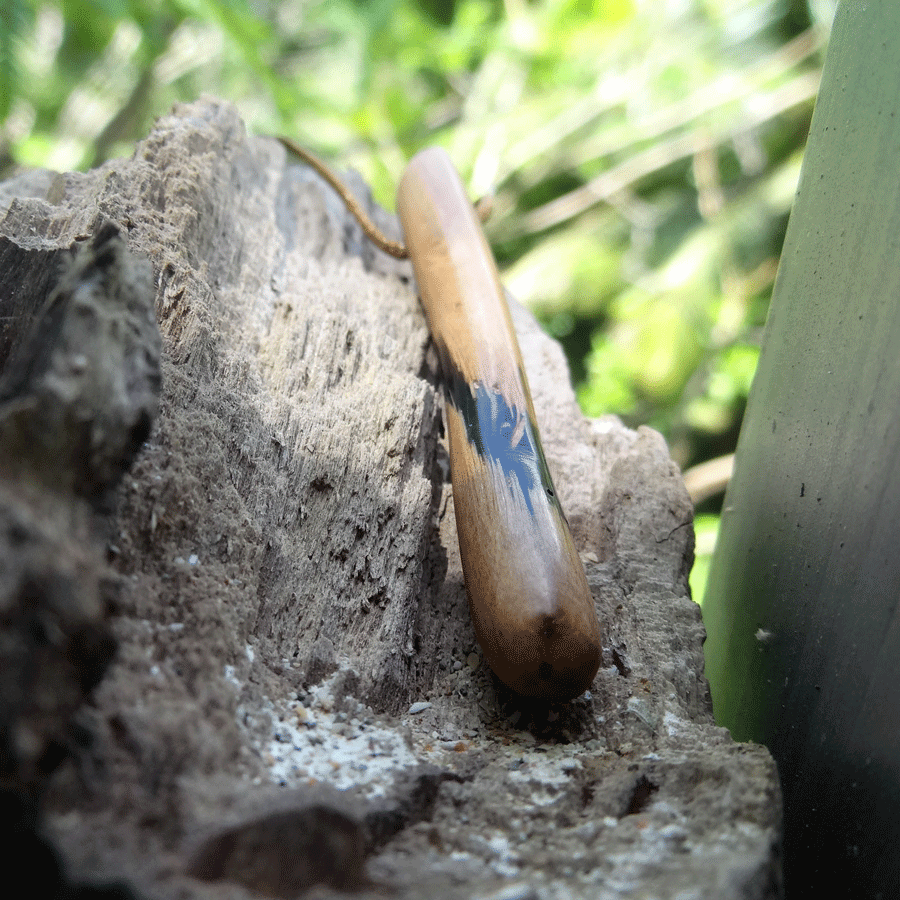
0, 0, 837, 601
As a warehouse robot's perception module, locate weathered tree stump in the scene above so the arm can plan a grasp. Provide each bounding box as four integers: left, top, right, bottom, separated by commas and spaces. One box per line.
0, 99, 781, 899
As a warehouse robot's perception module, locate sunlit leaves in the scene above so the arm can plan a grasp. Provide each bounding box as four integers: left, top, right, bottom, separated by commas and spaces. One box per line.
0, 0, 832, 497
0, 0, 32, 119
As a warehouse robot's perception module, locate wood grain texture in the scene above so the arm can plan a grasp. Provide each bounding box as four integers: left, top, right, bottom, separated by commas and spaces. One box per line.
397, 147, 601, 699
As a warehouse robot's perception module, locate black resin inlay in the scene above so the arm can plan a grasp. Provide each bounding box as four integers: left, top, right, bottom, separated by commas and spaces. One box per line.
443, 360, 560, 517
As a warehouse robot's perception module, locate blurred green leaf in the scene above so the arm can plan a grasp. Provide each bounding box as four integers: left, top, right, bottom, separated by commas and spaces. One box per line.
0, 0, 30, 119
690, 513, 720, 606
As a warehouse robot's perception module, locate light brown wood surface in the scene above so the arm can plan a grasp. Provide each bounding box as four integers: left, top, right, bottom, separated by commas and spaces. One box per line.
397, 147, 601, 699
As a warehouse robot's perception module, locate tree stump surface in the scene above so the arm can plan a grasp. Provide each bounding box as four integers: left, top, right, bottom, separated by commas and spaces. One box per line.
0, 99, 781, 899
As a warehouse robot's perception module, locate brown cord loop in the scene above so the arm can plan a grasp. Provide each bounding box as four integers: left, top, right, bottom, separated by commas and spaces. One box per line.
277, 137, 492, 260
277, 136, 409, 259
